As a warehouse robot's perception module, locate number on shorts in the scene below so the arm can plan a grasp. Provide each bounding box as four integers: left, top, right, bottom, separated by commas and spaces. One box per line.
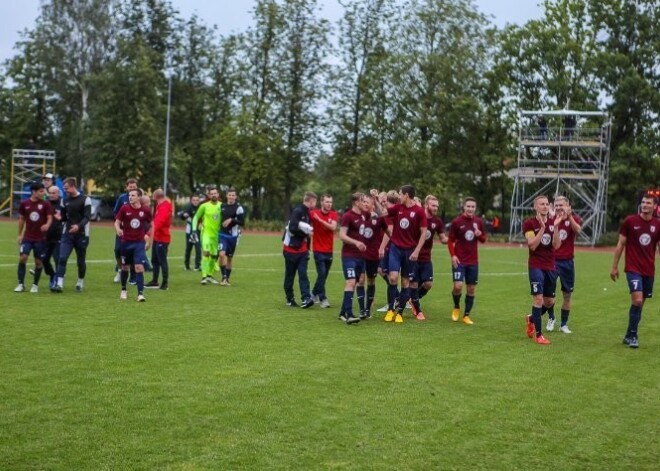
454, 271, 462, 280
632, 280, 639, 290
347, 268, 355, 278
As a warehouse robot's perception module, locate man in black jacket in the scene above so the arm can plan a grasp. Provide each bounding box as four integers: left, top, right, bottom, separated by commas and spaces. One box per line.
283, 192, 317, 308
180, 194, 202, 271
52, 177, 92, 293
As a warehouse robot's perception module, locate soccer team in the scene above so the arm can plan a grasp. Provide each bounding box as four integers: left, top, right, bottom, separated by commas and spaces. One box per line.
13, 177, 660, 348
282, 185, 660, 348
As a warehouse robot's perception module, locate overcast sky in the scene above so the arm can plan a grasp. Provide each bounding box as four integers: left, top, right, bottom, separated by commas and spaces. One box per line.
0, 0, 543, 63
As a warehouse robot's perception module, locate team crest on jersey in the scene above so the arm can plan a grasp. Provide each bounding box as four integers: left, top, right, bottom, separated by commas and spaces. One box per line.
651, 226, 656, 233
29, 211, 40, 222
364, 227, 373, 239
559, 229, 568, 241
38, 204, 43, 210
130, 218, 141, 229
431, 223, 436, 229
139, 211, 144, 217
400, 218, 410, 229
213, 214, 219, 220
410, 212, 416, 218
541, 233, 552, 245
565, 220, 570, 227
639, 234, 651, 246
465, 230, 475, 241
425, 229, 433, 240
359, 225, 366, 236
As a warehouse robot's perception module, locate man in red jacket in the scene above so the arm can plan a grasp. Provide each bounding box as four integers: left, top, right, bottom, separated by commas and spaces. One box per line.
146, 189, 172, 290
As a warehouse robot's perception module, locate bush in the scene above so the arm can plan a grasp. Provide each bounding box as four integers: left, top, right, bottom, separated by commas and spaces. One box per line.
595, 231, 619, 247
245, 219, 285, 233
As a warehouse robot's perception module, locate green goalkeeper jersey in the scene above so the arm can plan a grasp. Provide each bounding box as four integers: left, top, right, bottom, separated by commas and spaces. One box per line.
192, 200, 222, 238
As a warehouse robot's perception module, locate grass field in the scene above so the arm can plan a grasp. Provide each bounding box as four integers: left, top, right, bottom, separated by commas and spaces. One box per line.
0, 220, 658, 470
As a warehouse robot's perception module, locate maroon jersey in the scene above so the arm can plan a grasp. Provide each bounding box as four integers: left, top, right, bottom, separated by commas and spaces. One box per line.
387, 204, 427, 250
419, 215, 444, 262
554, 214, 582, 260
619, 215, 660, 276
19, 198, 53, 242
341, 209, 366, 258
449, 214, 485, 265
116, 204, 152, 242
364, 213, 387, 261
523, 217, 555, 270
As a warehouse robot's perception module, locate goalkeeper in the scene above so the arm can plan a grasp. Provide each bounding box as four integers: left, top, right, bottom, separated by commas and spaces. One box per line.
191, 186, 223, 284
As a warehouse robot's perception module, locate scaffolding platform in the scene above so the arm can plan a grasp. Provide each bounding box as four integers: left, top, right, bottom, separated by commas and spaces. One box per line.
0, 149, 56, 217
509, 110, 611, 246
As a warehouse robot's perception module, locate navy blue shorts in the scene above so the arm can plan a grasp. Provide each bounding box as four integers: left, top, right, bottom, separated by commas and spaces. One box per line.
452, 264, 479, 285
626, 272, 654, 298
555, 259, 575, 293
388, 244, 417, 281
365, 259, 380, 279
342, 256, 365, 280
20, 240, 47, 259
528, 268, 557, 297
120, 241, 147, 267
416, 261, 434, 283
219, 234, 238, 257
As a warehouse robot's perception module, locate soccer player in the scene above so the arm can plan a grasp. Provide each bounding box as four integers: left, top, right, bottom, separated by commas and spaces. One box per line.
112, 178, 139, 283
52, 177, 92, 293
376, 190, 399, 313
448, 197, 486, 324
146, 189, 172, 290
191, 186, 223, 284
523, 195, 561, 345
181, 194, 202, 271
15, 182, 53, 292
219, 187, 245, 286
360, 192, 387, 319
282, 192, 317, 308
115, 188, 152, 301
610, 194, 660, 348
43, 186, 64, 289
550, 196, 582, 333
338, 192, 368, 324
310, 193, 338, 307
411, 195, 448, 319
379, 185, 427, 323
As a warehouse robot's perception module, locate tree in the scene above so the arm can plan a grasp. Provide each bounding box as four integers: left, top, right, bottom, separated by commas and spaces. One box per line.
27, 0, 117, 183
589, 0, 660, 220
271, 0, 331, 217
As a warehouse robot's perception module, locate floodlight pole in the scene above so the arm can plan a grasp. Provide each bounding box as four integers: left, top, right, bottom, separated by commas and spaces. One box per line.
163, 74, 172, 194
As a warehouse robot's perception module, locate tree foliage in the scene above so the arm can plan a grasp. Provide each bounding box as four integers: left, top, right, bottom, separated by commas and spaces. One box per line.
0, 0, 657, 224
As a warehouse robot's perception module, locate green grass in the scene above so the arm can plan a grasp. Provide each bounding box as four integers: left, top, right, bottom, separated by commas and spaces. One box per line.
0, 220, 658, 470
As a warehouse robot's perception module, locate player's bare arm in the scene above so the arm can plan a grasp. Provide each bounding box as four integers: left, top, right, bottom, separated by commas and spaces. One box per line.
610, 234, 627, 281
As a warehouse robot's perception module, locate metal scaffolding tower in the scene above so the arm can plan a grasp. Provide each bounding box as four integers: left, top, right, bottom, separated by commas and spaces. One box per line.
0, 148, 56, 217
508, 110, 612, 246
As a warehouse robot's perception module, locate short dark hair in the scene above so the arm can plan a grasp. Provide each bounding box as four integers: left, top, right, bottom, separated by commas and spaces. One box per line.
129, 188, 143, 197
226, 187, 237, 194
351, 192, 365, 205
30, 182, 45, 192
125, 178, 138, 186
63, 177, 77, 188
400, 185, 415, 199
303, 191, 317, 202
464, 197, 477, 205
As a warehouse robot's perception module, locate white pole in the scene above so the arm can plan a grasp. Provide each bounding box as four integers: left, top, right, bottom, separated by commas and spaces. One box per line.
163, 74, 172, 194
